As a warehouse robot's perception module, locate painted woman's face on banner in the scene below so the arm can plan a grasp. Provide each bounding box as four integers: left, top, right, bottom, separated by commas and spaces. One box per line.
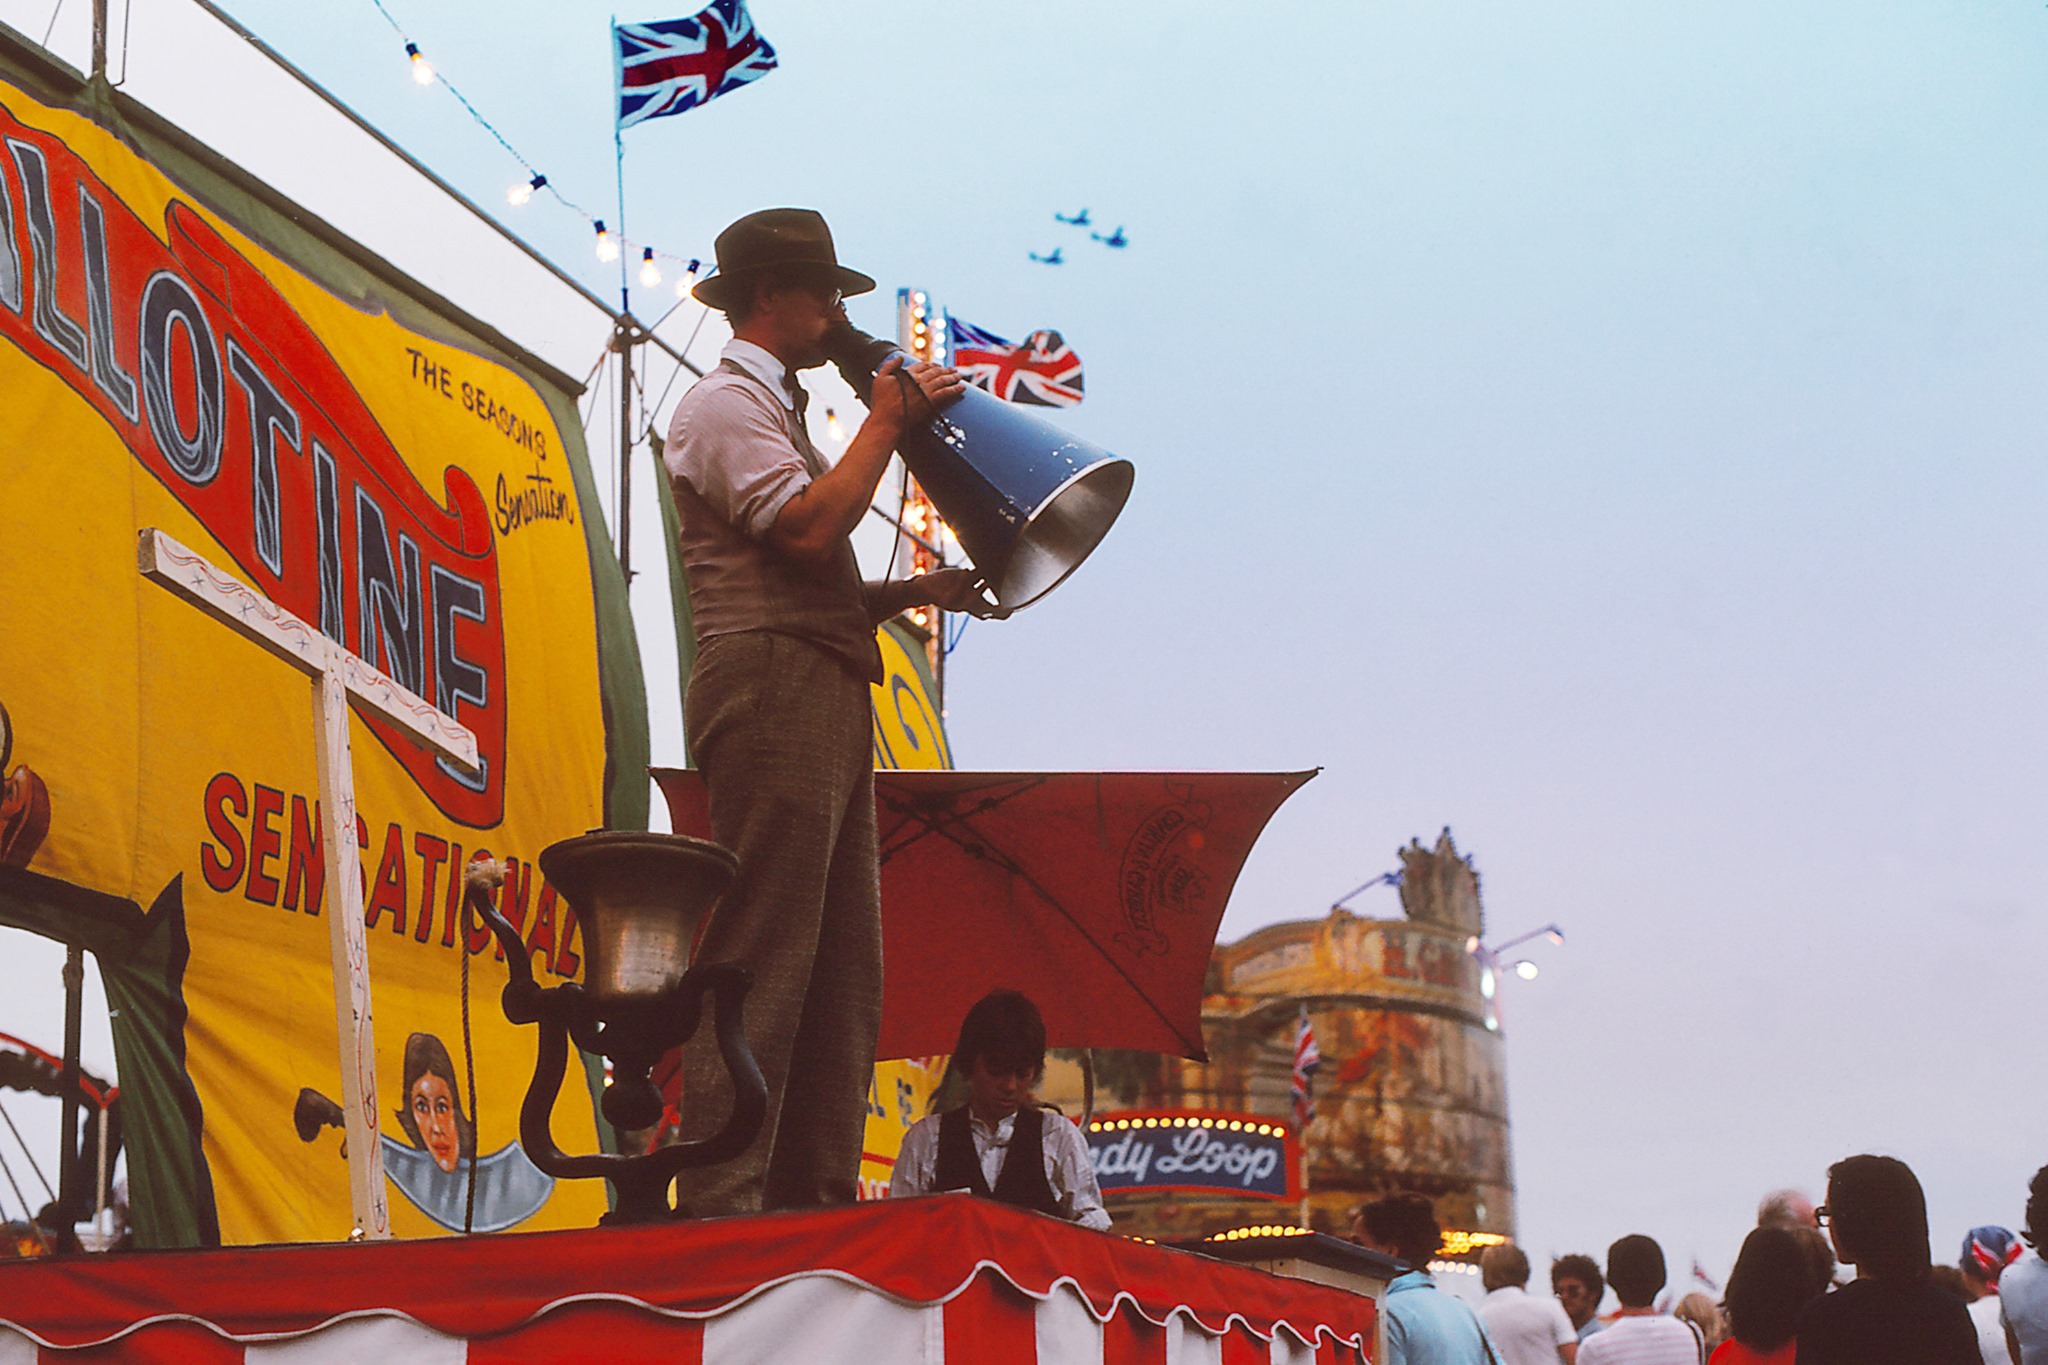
410, 1073, 461, 1173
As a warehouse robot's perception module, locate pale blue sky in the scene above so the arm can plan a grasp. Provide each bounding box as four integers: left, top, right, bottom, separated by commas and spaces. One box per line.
4, 0, 2046, 1289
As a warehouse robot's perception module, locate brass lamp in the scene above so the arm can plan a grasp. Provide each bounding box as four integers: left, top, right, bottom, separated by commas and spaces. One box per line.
464, 830, 766, 1224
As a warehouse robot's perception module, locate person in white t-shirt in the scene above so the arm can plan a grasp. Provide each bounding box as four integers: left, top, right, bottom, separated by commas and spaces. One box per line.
1578, 1236, 1705, 1365
1480, 1243, 1578, 1365
2004, 1166, 2048, 1365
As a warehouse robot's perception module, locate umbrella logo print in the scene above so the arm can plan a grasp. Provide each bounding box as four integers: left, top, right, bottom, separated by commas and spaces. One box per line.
1117, 789, 1214, 957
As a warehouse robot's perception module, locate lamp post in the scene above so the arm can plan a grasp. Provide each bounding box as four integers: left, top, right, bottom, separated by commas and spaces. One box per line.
462, 831, 767, 1224
1466, 924, 1564, 1032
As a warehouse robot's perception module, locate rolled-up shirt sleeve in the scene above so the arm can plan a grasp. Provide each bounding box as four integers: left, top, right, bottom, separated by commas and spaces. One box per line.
1042, 1112, 1112, 1231
665, 379, 812, 541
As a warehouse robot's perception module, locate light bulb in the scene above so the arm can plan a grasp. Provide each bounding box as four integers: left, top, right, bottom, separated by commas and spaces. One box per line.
639, 247, 661, 287
674, 259, 700, 298
1514, 959, 1540, 980
594, 221, 619, 263
508, 173, 546, 206
823, 407, 845, 442
405, 42, 433, 85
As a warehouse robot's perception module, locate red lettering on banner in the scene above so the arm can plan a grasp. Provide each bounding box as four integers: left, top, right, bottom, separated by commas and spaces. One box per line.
195, 781, 575, 977
412, 832, 449, 944
365, 822, 409, 934
245, 782, 284, 906
439, 840, 465, 948
199, 772, 247, 892
0, 101, 512, 824
283, 795, 321, 914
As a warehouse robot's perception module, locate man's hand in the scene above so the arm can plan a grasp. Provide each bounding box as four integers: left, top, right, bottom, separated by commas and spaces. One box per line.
866, 356, 968, 440
866, 567, 1010, 623
918, 568, 1009, 619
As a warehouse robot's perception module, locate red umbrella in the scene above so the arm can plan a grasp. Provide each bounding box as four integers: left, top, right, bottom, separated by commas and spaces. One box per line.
653, 769, 1315, 1061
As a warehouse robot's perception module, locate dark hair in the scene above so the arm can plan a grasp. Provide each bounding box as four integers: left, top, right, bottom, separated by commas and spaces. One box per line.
1553, 1252, 1605, 1300
1359, 1194, 1442, 1268
1827, 1154, 1930, 1283
1792, 1225, 1838, 1295
393, 1031, 474, 1159
950, 989, 1047, 1084
1607, 1234, 1667, 1308
1724, 1226, 1821, 1350
2026, 1165, 2048, 1250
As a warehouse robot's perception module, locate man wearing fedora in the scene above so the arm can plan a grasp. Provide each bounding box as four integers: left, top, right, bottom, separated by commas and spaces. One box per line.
663, 207, 992, 1216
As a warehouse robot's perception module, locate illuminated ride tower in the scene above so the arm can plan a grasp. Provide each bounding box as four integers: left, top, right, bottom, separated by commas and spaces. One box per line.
1059, 831, 1518, 1271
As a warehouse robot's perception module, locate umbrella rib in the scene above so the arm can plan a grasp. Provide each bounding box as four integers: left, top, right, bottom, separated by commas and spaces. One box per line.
876, 777, 1045, 866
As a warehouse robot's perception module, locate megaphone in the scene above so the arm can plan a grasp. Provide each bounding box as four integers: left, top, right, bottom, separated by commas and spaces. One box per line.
824, 323, 1133, 612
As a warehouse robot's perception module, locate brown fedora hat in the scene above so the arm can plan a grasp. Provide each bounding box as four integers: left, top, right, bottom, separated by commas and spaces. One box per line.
692, 207, 877, 311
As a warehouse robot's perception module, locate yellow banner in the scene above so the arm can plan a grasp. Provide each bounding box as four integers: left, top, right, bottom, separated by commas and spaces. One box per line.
0, 78, 627, 1242
855, 625, 948, 1197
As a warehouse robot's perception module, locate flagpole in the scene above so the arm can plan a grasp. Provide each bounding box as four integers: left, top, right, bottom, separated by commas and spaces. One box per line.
611, 16, 634, 582
611, 16, 630, 317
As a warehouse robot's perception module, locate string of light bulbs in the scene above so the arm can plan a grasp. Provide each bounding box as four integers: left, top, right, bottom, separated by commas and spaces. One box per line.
363, 0, 709, 298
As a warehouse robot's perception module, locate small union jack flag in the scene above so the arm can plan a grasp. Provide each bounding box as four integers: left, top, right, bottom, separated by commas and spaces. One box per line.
945, 317, 1085, 408
1291, 1007, 1321, 1132
615, 2, 778, 130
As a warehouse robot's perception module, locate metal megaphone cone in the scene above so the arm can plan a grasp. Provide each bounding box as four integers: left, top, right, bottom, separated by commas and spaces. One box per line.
824, 323, 1134, 612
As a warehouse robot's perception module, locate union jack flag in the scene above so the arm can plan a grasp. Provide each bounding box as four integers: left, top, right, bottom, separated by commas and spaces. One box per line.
615, 2, 778, 130
945, 317, 1085, 408
1290, 1007, 1321, 1132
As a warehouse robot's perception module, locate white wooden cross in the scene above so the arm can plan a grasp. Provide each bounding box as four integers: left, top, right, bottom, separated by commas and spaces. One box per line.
138, 527, 480, 1241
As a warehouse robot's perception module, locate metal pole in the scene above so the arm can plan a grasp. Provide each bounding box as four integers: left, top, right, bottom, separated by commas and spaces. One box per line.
58, 945, 82, 1229
92, 1106, 108, 1228
89, 0, 107, 81
617, 319, 634, 581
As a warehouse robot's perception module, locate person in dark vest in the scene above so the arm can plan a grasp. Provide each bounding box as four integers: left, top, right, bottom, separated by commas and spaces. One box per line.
888, 989, 1110, 1229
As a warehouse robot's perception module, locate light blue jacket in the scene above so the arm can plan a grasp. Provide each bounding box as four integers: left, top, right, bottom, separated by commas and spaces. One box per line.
1383, 1270, 1504, 1365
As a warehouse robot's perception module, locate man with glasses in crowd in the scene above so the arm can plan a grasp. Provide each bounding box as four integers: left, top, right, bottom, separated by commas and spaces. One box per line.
664, 208, 993, 1217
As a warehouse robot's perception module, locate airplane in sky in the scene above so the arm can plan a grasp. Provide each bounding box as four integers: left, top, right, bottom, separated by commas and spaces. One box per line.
1029, 247, 1065, 265
1054, 208, 1092, 226
1091, 226, 1129, 248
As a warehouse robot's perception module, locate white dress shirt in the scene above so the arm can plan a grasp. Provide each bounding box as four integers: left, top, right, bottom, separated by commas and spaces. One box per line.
889, 1106, 1111, 1231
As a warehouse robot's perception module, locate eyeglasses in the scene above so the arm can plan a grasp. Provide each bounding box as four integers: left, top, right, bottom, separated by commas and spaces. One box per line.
1815, 1205, 1830, 1227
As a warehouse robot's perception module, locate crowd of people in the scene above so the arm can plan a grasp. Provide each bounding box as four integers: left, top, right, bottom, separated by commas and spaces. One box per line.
1353, 1157, 2048, 1365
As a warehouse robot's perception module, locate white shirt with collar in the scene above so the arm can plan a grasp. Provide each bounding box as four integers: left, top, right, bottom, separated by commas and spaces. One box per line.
889, 1106, 1112, 1231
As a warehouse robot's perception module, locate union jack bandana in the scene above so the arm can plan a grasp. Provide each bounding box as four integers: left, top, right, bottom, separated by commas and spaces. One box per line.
1965, 1226, 2024, 1281
615, 1, 778, 129
945, 318, 1085, 408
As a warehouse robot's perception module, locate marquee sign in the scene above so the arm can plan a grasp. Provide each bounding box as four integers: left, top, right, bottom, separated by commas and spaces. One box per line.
1085, 1111, 1297, 1201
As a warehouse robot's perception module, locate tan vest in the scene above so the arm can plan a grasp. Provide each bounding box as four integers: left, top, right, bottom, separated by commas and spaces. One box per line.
671, 361, 882, 683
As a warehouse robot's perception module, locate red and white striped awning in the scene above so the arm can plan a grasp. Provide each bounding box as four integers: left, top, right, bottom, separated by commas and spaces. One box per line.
0, 1197, 1375, 1363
